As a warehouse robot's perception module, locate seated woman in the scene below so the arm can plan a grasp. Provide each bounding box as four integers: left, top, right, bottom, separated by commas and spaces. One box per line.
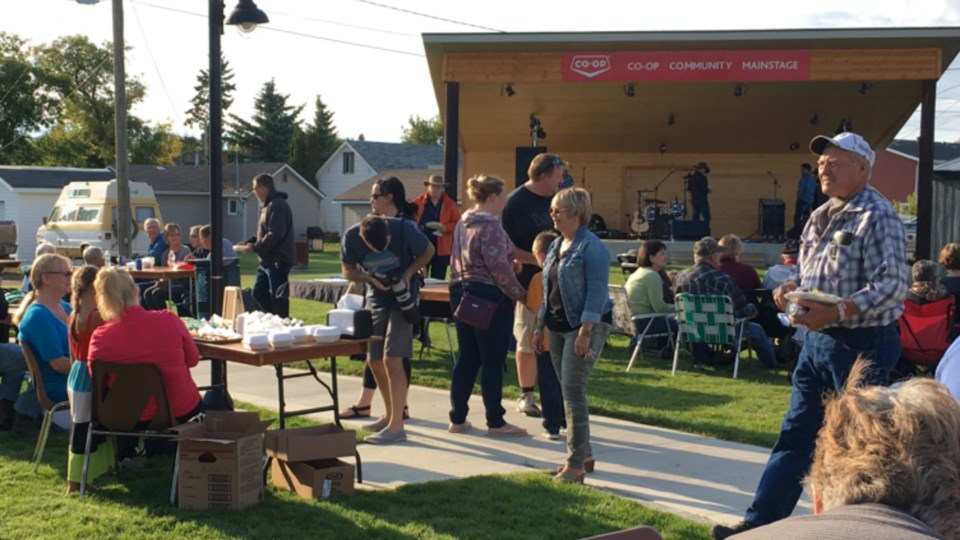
907, 259, 951, 305
717, 234, 761, 291
734, 360, 960, 539
187, 225, 209, 259
940, 243, 960, 296
13, 253, 74, 437
88, 267, 202, 456
624, 240, 675, 354
66, 265, 113, 493
144, 222, 193, 310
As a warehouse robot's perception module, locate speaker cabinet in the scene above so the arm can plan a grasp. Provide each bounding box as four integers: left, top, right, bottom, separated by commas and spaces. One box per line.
758, 199, 785, 240
515, 146, 547, 188
671, 220, 710, 240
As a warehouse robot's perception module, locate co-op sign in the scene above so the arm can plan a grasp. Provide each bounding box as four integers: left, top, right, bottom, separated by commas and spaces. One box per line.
563, 50, 810, 82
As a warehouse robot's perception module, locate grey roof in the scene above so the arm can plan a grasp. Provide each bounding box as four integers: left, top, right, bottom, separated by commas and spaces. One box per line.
126, 163, 287, 195
888, 140, 960, 163
935, 155, 960, 172
0, 166, 114, 189
335, 168, 443, 202
346, 140, 443, 172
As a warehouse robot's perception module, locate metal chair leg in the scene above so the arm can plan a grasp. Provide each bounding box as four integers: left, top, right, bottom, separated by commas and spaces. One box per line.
32, 410, 53, 472
170, 444, 180, 505
671, 333, 683, 376
80, 425, 94, 497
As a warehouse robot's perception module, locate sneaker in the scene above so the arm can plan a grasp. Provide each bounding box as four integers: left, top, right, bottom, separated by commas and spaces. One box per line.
364, 428, 407, 445
542, 430, 561, 441
711, 520, 759, 540
516, 392, 542, 417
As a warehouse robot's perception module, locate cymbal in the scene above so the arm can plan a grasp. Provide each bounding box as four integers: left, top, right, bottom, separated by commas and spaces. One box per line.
643, 199, 666, 204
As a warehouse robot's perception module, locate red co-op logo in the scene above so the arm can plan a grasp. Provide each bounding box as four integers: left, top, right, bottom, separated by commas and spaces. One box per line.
570, 55, 611, 78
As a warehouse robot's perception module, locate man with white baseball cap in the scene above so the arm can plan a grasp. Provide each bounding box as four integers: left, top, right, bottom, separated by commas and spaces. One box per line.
713, 132, 909, 539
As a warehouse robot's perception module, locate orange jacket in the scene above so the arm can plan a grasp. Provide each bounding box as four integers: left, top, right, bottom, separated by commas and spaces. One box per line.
413, 191, 461, 256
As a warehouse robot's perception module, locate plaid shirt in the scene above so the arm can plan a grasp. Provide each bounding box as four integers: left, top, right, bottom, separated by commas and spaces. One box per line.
675, 262, 757, 319
788, 185, 908, 329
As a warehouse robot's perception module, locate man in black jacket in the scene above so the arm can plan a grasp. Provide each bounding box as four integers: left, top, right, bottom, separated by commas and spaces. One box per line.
238, 173, 295, 317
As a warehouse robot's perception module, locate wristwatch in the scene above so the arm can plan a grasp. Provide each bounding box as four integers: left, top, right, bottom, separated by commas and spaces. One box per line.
836, 301, 847, 322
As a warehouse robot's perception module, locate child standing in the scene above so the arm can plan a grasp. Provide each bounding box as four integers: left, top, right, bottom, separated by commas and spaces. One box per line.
527, 231, 566, 439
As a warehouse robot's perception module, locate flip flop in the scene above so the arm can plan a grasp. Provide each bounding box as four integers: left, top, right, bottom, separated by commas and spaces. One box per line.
447, 421, 473, 433
486, 423, 528, 437
339, 404, 372, 419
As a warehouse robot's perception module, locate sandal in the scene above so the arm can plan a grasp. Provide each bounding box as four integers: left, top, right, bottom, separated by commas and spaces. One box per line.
339, 404, 371, 419
486, 423, 528, 437
447, 421, 473, 433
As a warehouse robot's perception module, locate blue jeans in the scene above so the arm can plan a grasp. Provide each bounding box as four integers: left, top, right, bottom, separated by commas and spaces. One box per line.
548, 322, 612, 469
448, 282, 513, 429
744, 323, 900, 525
253, 262, 292, 318
746, 322, 778, 369
536, 350, 566, 434
0, 343, 39, 417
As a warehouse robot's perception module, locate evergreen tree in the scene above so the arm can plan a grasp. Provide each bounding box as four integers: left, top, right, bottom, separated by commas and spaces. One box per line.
184, 54, 235, 164
227, 79, 303, 163
289, 95, 341, 182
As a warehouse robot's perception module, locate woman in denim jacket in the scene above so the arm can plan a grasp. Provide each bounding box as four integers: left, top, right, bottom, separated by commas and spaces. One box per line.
448, 175, 529, 436
533, 187, 612, 483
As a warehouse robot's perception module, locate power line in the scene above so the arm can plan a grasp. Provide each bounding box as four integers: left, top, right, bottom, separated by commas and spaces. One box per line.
352, 0, 503, 32
130, 0, 424, 57
0, 65, 30, 108
130, 0, 181, 124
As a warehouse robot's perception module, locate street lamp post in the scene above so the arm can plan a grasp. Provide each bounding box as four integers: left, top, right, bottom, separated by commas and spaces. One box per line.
203, 0, 268, 411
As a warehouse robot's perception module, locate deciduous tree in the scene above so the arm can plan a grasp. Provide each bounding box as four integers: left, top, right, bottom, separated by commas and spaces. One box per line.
400, 114, 443, 146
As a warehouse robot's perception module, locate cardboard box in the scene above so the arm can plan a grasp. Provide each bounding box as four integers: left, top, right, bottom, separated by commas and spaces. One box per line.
264, 425, 356, 462
271, 458, 355, 499
174, 411, 273, 510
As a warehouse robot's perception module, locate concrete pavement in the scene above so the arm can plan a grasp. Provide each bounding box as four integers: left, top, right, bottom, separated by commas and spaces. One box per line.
191, 362, 811, 525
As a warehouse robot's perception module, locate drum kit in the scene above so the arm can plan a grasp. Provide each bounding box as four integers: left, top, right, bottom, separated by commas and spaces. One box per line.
630, 170, 687, 240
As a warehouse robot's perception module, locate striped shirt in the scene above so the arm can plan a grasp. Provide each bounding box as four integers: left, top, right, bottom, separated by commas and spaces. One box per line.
675, 263, 757, 319
788, 185, 908, 329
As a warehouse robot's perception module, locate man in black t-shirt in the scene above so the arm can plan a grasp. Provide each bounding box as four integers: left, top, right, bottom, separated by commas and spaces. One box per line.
687, 161, 711, 233
501, 153, 566, 417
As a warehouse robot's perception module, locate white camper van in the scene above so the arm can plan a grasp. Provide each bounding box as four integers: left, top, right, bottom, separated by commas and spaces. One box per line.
36, 179, 162, 258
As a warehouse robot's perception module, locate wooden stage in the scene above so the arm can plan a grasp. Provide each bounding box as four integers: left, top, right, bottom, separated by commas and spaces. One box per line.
600, 239, 784, 266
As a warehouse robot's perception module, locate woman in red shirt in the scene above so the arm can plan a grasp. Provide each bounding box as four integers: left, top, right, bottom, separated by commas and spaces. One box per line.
717, 234, 762, 291
88, 267, 201, 429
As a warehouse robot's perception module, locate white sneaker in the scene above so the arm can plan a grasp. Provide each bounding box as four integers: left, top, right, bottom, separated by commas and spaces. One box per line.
516, 392, 542, 417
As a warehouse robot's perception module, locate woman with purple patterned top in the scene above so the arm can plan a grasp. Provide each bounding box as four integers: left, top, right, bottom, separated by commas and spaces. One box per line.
447, 175, 529, 437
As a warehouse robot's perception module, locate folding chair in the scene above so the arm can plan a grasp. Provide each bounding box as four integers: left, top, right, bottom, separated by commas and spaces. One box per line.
625, 313, 675, 372
82, 361, 182, 502
21, 344, 70, 473
671, 293, 748, 379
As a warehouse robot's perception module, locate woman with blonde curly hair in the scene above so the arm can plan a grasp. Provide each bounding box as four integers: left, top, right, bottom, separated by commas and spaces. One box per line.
733, 359, 960, 539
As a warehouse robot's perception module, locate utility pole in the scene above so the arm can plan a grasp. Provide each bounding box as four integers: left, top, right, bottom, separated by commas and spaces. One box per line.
112, 0, 132, 258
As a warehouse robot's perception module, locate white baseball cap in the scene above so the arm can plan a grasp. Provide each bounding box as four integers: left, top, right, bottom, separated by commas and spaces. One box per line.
810, 132, 875, 168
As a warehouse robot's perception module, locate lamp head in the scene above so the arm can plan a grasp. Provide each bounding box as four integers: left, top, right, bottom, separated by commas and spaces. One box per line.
226, 0, 269, 33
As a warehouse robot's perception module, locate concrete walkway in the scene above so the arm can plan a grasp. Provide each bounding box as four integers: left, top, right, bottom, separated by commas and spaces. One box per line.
192, 362, 811, 525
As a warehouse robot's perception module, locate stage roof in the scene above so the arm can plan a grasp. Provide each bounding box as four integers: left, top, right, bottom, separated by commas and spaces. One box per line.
423, 28, 960, 154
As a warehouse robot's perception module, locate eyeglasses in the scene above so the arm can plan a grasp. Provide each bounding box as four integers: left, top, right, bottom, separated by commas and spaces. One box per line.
370, 193, 384, 201
550, 156, 562, 167
44, 271, 72, 277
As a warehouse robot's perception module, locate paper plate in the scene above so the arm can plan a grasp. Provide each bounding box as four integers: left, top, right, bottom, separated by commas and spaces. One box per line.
784, 291, 842, 305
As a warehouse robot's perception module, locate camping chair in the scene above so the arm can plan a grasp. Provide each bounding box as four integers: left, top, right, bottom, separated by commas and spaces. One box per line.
671, 293, 748, 379
21, 344, 70, 473
82, 361, 182, 502
899, 295, 957, 369
625, 313, 675, 372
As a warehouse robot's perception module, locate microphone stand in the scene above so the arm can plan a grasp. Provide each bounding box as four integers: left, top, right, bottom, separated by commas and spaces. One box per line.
766, 171, 781, 200
652, 170, 674, 203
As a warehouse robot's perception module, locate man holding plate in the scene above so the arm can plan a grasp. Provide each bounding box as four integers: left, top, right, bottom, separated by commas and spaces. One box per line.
414, 175, 461, 280
713, 132, 909, 539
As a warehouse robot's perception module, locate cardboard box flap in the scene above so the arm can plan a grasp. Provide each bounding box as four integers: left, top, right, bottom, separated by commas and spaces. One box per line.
264, 424, 355, 461
173, 411, 273, 442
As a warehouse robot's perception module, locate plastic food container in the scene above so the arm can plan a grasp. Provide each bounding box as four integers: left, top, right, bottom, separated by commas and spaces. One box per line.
268, 330, 294, 349
243, 333, 270, 351
288, 327, 311, 344
311, 325, 340, 343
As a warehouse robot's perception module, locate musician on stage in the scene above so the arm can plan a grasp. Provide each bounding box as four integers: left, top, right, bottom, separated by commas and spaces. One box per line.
687, 162, 711, 233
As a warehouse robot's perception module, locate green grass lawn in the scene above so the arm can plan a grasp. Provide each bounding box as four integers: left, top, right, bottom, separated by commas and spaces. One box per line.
257, 247, 792, 448
0, 409, 710, 540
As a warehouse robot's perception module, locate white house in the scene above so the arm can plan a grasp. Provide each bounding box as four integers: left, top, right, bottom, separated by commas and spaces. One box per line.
314, 140, 443, 233
0, 166, 114, 259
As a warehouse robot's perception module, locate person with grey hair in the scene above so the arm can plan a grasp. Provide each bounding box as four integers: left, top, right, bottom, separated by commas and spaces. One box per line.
21, 242, 58, 293
715, 132, 909, 539
82, 246, 105, 268
144, 217, 168, 267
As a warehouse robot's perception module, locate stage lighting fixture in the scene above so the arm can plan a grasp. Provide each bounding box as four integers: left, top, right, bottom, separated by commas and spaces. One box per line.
659, 143, 667, 154
624, 84, 636, 97
809, 113, 819, 126
790, 142, 800, 151
504, 84, 515, 97
858, 82, 873, 95
734, 84, 744, 97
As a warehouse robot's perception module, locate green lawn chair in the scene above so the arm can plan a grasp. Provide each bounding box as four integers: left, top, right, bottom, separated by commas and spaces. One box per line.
671, 293, 748, 378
